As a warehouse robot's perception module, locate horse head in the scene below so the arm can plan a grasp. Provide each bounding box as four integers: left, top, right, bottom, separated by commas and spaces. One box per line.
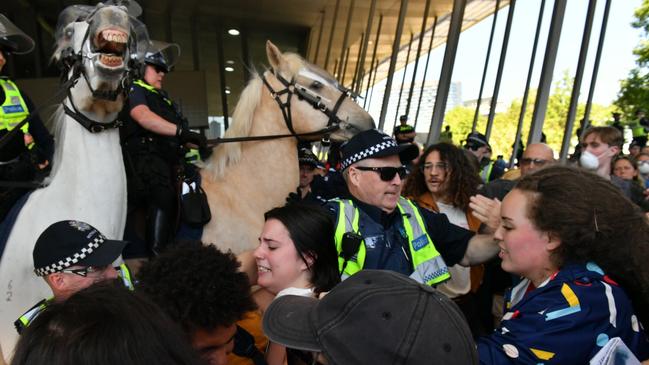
264, 41, 374, 142
53, 1, 148, 116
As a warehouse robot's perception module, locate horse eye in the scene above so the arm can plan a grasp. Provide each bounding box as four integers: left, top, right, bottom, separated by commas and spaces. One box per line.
310, 81, 323, 90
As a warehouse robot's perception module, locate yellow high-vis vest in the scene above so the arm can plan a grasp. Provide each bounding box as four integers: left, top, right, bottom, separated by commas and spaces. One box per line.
333, 197, 450, 286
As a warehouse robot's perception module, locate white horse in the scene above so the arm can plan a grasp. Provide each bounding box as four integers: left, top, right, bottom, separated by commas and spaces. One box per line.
0, 3, 144, 360
200, 41, 374, 259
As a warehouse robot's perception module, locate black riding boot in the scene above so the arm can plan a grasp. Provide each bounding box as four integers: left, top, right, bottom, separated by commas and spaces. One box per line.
146, 208, 174, 256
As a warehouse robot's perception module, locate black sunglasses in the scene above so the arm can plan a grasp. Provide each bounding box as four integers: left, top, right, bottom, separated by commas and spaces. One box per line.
520, 158, 548, 166
60, 265, 111, 277
152, 65, 168, 74
354, 166, 408, 181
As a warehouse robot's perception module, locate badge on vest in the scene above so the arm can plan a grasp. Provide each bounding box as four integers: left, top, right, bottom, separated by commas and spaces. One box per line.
3, 104, 25, 114
364, 235, 379, 249
412, 234, 429, 251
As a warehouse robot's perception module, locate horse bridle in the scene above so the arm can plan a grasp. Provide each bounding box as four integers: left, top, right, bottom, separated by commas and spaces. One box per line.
261, 68, 351, 138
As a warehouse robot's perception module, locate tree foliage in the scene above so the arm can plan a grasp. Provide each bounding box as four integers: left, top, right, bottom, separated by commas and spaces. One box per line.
614, 0, 649, 118
444, 70, 612, 159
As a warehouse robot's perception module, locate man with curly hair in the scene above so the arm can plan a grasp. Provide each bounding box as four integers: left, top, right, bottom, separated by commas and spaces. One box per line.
137, 243, 260, 365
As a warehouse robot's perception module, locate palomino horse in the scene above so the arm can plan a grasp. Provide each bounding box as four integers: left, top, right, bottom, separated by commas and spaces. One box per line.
0, 3, 147, 360
200, 41, 374, 256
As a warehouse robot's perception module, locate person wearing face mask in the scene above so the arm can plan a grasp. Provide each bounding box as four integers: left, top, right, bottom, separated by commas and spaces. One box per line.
579, 126, 648, 211
637, 153, 649, 188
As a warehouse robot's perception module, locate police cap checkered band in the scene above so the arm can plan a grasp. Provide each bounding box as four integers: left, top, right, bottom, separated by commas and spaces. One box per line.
340, 129, 419, 170
34, 236, 104, 276
298, 148, 320, 167
33, 220, 127, 276
340, 139, 398, 169
465, 132, 489, 148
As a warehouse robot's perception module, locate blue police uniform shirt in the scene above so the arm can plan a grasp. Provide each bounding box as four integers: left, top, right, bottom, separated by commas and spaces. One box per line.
326, 198, 473, 277
126, 83, 149, 110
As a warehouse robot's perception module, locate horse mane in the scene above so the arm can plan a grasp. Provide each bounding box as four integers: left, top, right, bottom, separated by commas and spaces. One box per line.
203, 73, 263, 180
204, 53, 309, 181
44, 105, 66, 183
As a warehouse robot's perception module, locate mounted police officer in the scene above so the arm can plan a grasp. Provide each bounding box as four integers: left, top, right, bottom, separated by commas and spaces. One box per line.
120, 41, 207, 256
15, 220, 132, 334
327, 129, 499, 286
0, 14, 54, 219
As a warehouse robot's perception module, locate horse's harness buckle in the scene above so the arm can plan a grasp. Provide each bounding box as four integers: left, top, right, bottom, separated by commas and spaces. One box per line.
90, 125, 105, 133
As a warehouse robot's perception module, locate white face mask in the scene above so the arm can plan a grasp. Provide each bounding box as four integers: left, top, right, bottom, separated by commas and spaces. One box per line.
639, 162, 649, 175
579, 150, 600, 170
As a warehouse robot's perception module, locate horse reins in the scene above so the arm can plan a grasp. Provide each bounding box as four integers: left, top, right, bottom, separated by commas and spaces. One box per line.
207, 69, 352, 147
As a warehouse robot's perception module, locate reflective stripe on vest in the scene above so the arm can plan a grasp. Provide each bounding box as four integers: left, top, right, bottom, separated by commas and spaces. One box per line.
0, 79, 29, 134
133, 79, 172, 106
15, 297, 52, 333
480, 161, 494, 182
119, 263, 135, 291
185, 148, 201, 163
333, 198, 450, 286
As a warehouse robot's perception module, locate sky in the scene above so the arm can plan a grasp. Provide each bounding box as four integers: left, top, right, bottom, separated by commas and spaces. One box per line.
366, 0, 643, 123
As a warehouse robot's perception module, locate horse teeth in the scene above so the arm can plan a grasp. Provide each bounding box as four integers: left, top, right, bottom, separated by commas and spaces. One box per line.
101, 30, 127, 44
99, 54, 123, 67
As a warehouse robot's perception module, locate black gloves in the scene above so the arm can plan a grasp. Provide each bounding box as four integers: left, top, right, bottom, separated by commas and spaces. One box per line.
286, 187, 304, 203
176, 126, 207, 149
233, 325, 267, 365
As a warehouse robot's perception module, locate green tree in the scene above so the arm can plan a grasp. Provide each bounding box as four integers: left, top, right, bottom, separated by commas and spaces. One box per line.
614, 0, 649, 118
443, 70, 612, 160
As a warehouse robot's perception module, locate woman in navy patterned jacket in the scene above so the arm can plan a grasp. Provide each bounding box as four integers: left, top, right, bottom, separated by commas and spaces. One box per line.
477, 166, 649, 364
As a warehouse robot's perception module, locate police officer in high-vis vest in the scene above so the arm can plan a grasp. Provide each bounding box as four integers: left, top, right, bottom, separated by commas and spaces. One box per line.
326, 129, 499, 286
15, 220, 133, 334
120, 41, 207, 256
0, 14, 54, 219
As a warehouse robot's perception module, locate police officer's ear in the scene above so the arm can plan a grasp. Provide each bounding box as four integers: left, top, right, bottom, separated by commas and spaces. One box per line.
44, 272, 66, 292
347, 166, 363, 188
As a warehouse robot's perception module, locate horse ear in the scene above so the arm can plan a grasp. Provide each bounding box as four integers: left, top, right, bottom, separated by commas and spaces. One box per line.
266, 40, 285, 70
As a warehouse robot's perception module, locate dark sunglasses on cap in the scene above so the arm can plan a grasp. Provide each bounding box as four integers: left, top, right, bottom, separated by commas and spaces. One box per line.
353, 166, 408, 181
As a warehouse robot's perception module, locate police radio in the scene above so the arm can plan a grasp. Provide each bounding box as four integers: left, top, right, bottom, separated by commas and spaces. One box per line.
340, 232, 363, 275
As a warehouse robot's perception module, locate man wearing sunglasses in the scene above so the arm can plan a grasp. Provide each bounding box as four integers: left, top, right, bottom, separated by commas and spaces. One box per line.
479, 143, 555, 202
15, 220, 130, 334
328, 129, 499, 287
120, 41, 207, 257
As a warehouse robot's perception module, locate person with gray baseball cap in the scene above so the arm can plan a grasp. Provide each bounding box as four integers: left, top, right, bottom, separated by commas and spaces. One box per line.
322, 129, 499, 287
262, 270, 478, 364
15, 220, 131, 334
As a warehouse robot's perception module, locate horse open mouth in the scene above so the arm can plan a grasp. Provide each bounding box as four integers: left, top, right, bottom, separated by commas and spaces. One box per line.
94, 29, 128, 68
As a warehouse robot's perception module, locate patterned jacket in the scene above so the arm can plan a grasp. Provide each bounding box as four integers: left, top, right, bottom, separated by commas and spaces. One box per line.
477, 263, 649, 364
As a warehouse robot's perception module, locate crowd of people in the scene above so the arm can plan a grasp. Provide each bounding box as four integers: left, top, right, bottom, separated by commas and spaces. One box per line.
1, 8, 649, 365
